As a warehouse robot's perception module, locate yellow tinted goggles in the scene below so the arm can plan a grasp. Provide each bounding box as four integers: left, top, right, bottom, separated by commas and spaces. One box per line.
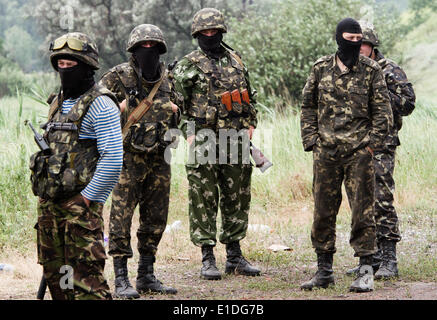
50, 37, 96, 54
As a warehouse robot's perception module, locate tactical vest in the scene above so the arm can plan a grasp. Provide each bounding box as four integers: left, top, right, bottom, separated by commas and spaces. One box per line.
113, 62, 176, 153
29, 85, 119, 201
185, 49, 253, 131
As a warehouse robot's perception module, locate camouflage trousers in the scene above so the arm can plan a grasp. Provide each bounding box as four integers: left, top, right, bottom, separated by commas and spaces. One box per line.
311, 147, 377, 257
35, 194, 111, 300
108, 152, 170, 258
374, 149, 401, 242
186, 163, 252, 247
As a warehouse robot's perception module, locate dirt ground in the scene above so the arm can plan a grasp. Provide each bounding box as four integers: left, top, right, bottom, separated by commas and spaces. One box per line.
0, 251, 436, 300
1, 201, 435, 301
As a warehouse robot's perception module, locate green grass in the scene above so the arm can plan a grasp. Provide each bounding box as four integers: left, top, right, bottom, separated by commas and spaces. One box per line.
393, 12, 437, 105
1, 95, 436, 287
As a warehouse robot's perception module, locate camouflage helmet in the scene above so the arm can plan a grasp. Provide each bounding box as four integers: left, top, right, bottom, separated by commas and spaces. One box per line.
362, 27, 380, 47
191, 8, 227, 38
49, 32, 99, 70
126, 24, 167, 54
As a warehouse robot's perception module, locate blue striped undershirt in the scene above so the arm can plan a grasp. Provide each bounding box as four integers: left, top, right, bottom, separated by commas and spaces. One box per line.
61, 95, 123, 203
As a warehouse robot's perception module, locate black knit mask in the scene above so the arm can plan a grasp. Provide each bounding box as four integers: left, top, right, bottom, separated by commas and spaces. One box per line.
133, 46, 161, 81
58, 59, 95, 99
336, 18, 362, 69
197, 32, 224, 58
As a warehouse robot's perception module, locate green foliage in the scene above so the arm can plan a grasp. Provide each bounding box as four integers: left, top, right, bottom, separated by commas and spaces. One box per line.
408, 0, 437, 26
33, 0, 244, 75
225, 0, 361, 109
3, 25, 43, 72
0, 59, 57, 98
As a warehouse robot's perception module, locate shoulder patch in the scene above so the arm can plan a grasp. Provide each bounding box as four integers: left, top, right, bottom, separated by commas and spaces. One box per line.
185, 50, 203, 65
360, 55, 381, 70
313, 55, 333, 66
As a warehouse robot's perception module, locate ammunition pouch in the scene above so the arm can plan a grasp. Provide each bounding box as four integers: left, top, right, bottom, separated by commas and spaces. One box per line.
29, 140, 99, 201
125, 121, 160, 153
125, 121, 178, 153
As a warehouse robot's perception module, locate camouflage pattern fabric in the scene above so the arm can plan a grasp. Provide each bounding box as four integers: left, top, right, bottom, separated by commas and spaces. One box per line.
31, 85, 118, 300
173, 48, 258, 135
99, 60, 182, 154
375, 49, 416, 147
311, 147, 377, 256
362, 27, 380, 47
301, 54, 393, 257
50, 32, 99, 70
191, 8, 227, 37
29, 85, 118, 201
374, 149, 401, 242
99, 60, 181, 259
371, 49, 415, 243
301, 54, 393, 155
108, 152, 170, 258
126, 24, 167, 54
35, 196, 111, 300
173, 45, 257, 247
187, 162, 252, 246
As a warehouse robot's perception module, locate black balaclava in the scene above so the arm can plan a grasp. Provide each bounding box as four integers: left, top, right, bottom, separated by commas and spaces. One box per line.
197, 32, 225, 59
335, 18, 362, 69
132, 45, 161, 82
57, 57, 95, 99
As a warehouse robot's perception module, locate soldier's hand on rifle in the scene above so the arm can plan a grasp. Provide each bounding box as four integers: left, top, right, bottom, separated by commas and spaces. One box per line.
366, 146, 374, 157
187, 135, 195, 146
82, 195, 91, 208
171, 102, 179, 113
120, 99, 127, 113
248, 126, 254, 140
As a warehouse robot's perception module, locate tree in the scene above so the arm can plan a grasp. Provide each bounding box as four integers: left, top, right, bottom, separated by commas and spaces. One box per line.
32, 0, 245, 73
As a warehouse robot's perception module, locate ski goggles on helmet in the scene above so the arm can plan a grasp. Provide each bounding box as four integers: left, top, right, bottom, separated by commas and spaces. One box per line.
49, 36, 97, 54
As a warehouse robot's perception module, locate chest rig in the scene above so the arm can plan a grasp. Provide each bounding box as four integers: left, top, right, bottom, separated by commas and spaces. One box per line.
114, 62, 175, 153
29, 85, 118, 201
186, 49, 252, 131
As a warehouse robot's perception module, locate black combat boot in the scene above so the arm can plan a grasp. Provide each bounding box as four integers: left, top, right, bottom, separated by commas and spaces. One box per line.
374, 240, 399, 280
346, 242, 382, 276
113, 257, 140, 299
201, 245, 222, 280
136, 255, 177, 294
225, 241, 261, 276
300, 253, 335, 290
349, 255, 374, 292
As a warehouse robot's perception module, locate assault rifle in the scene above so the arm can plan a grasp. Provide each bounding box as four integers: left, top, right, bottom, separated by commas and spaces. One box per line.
250, 142, 273, 173
25, 120, 49, 299
25, 120, 50, 154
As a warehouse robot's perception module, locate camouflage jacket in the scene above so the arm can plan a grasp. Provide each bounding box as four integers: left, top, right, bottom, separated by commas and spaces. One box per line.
99, 60, 183, 154
173, 47, 258, 135
375, 49, 415, 147
29, 84, 118, 201
301, 54, 393, 156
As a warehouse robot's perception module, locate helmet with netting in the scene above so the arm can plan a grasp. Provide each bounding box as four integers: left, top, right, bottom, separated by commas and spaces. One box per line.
126, 24, 167, 54
49, 32, 99, 70
191, 8, 227, 38
362, 27, 380, 47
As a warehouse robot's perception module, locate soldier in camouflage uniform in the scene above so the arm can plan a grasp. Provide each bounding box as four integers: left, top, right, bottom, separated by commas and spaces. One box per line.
345, 27, 416, 279
299, 18, 393, 292
173, 8, 260, 280
31, 32, 123, 300
99, 24, 182, 298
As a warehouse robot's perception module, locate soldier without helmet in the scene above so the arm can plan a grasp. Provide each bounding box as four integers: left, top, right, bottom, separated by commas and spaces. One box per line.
173, 8, 261, 281
300, 18, 393, 293
345, 26, 416, 279
99, 24, 182, 298
31, 32, 123, 300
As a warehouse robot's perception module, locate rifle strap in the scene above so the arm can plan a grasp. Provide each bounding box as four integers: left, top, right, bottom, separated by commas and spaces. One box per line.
122, 71, 166, 140
47, 95, 60, 121
222, 42, 245, 69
